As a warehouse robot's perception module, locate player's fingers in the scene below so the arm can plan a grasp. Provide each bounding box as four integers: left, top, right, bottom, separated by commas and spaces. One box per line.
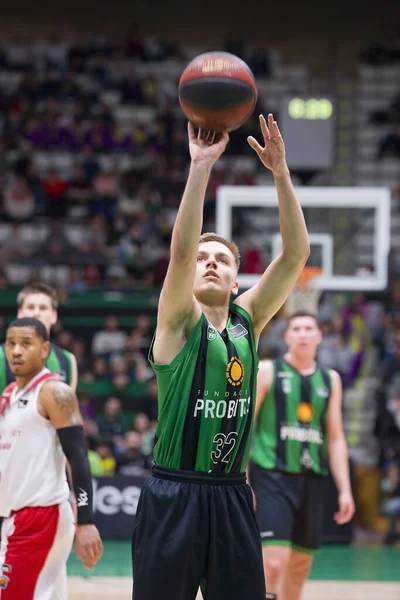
83, 557, 96, 570
259, 114, 270, 141
344, 504, 354, 522
96, 539, 104, 558
269, 114, 280, 135
205, 129, 215, 144
334, 510, 342, 523
218, 131, 230, 147
188, 121, 196, 141
247, 136, 264, 155
84, 544, 96, 562
75, 541, 83, 560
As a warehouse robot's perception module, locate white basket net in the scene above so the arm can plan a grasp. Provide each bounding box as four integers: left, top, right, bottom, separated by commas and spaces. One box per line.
285, 268, 323, 316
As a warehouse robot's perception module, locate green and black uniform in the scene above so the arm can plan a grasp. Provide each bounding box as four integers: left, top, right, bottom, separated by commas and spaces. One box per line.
249, 358, 332, 553
132, 305, 265, 600
0, 342, 75, 391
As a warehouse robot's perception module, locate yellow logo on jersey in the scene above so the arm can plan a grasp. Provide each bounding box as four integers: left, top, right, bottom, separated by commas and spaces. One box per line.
297, 403, 314, 423
226, 357, 244, 386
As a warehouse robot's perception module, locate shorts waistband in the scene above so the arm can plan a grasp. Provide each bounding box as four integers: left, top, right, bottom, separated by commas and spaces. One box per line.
152, 465, 246, 486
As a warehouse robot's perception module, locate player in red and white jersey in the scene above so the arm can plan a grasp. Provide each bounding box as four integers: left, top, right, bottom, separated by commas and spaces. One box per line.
0, 317, 102, 599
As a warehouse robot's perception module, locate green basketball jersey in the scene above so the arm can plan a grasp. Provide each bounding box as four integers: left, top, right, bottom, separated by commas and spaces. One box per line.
251, 358, 332, 475
0, 342, 74, 392
149, 304, 258, 473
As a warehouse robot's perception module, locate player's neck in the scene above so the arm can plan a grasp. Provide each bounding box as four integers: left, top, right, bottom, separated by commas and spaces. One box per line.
15, 368, 44, 390
284, 352, 316, 375
199, 302, 230, 332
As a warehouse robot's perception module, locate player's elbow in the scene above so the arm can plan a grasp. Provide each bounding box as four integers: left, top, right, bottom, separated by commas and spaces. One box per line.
281, 245, 310, 270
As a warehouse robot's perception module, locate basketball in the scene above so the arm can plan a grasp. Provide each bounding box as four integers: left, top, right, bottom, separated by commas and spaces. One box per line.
178, 51, 258, 132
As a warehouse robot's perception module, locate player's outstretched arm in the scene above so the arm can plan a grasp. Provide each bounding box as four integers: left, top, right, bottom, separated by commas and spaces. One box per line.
39, 380, 103, 570
235, 114, 310, 340
326, 370, 355, 525
246, 360, 273, 509
255, 359, 273, 420
153, 124, 229, 363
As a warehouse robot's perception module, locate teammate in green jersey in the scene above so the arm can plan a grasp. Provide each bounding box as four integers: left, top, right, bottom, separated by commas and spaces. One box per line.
132, 114, 310, 600
249, 311, 355, 600
0, 282, 78, 392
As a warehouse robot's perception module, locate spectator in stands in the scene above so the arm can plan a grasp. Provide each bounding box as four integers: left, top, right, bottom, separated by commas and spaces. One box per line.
120, 68, 145, 104
88, 350, 108, 381
42, 168, 68, 219
3, 175, 36, 221
66, 266, 88, 294
1, 223, 34, 261
116, 431, 151, 476
132, 314, 152, 357
92, 166, 120, 220
78, 390, 96, 421
97, 396, 126, 446
92, 315, 127, 356
382, 466, 400, 545
79, 214, 108, 265
39, 218, 72, 263
133, 412, 155, 461
88, 443, 105, 477
151, 245, 170, 287
341, 293, 373, 385
317, 316, 355, 385
376, 125, 400, 160
67, 163, 93, 211
95, 441, 116, 476
126, 241, 154, 286
142, 377, 158, 421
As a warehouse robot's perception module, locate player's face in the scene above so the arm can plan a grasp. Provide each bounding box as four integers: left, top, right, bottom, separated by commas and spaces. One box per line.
193, 241, 238, 304
5, 327, 50, 376
284, 316, 322, 356
17, 293, 57, 333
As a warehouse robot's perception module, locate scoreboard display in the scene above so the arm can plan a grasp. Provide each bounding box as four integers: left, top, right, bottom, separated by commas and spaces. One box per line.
280, 95, 336, 170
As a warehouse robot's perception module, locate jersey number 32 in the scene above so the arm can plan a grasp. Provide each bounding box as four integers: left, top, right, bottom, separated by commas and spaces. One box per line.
211, 432, 238, 465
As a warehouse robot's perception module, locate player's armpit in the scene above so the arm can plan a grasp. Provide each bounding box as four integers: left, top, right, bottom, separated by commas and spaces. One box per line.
39, 380, 83, 429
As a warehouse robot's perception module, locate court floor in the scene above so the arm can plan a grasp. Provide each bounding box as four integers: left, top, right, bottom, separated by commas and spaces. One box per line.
68, 578, 400, 600
67, 542, 400, 600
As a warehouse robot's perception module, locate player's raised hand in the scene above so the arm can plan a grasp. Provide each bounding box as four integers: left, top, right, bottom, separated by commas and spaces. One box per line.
188, 122, 229, 168
75, 524, 103, 570
247, 114, 289, 179
334, 491, 355, 525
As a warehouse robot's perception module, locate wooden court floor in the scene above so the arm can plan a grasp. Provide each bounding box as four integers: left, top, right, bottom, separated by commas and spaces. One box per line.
68, 577, 400, 600
67, 542, 400, 599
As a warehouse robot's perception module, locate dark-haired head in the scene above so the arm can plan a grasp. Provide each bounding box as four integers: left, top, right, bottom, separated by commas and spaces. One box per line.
7, 317, 49, 342
5, 317, 51, 379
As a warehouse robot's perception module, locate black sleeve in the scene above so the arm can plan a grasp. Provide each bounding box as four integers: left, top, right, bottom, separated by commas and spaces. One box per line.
57, 425, 94, 525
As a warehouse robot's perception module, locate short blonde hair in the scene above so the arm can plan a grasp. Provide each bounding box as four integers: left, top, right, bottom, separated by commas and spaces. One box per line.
199, 233, 240, 271
17, 282, 58, 310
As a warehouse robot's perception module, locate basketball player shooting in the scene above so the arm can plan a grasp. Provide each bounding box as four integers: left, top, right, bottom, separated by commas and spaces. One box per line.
131, 114, 310, 600
0, 318, 102, 599
249, 311, 355, 600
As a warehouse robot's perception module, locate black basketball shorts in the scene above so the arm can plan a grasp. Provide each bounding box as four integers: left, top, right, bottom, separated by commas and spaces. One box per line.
249, 461, 325, 553
132, 466, 265, 600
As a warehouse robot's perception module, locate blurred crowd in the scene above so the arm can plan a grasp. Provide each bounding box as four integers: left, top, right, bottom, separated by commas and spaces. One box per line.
0, 34, 271, 289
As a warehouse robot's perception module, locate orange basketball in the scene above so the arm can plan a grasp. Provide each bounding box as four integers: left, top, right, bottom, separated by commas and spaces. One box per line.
178, 51, 258, 132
